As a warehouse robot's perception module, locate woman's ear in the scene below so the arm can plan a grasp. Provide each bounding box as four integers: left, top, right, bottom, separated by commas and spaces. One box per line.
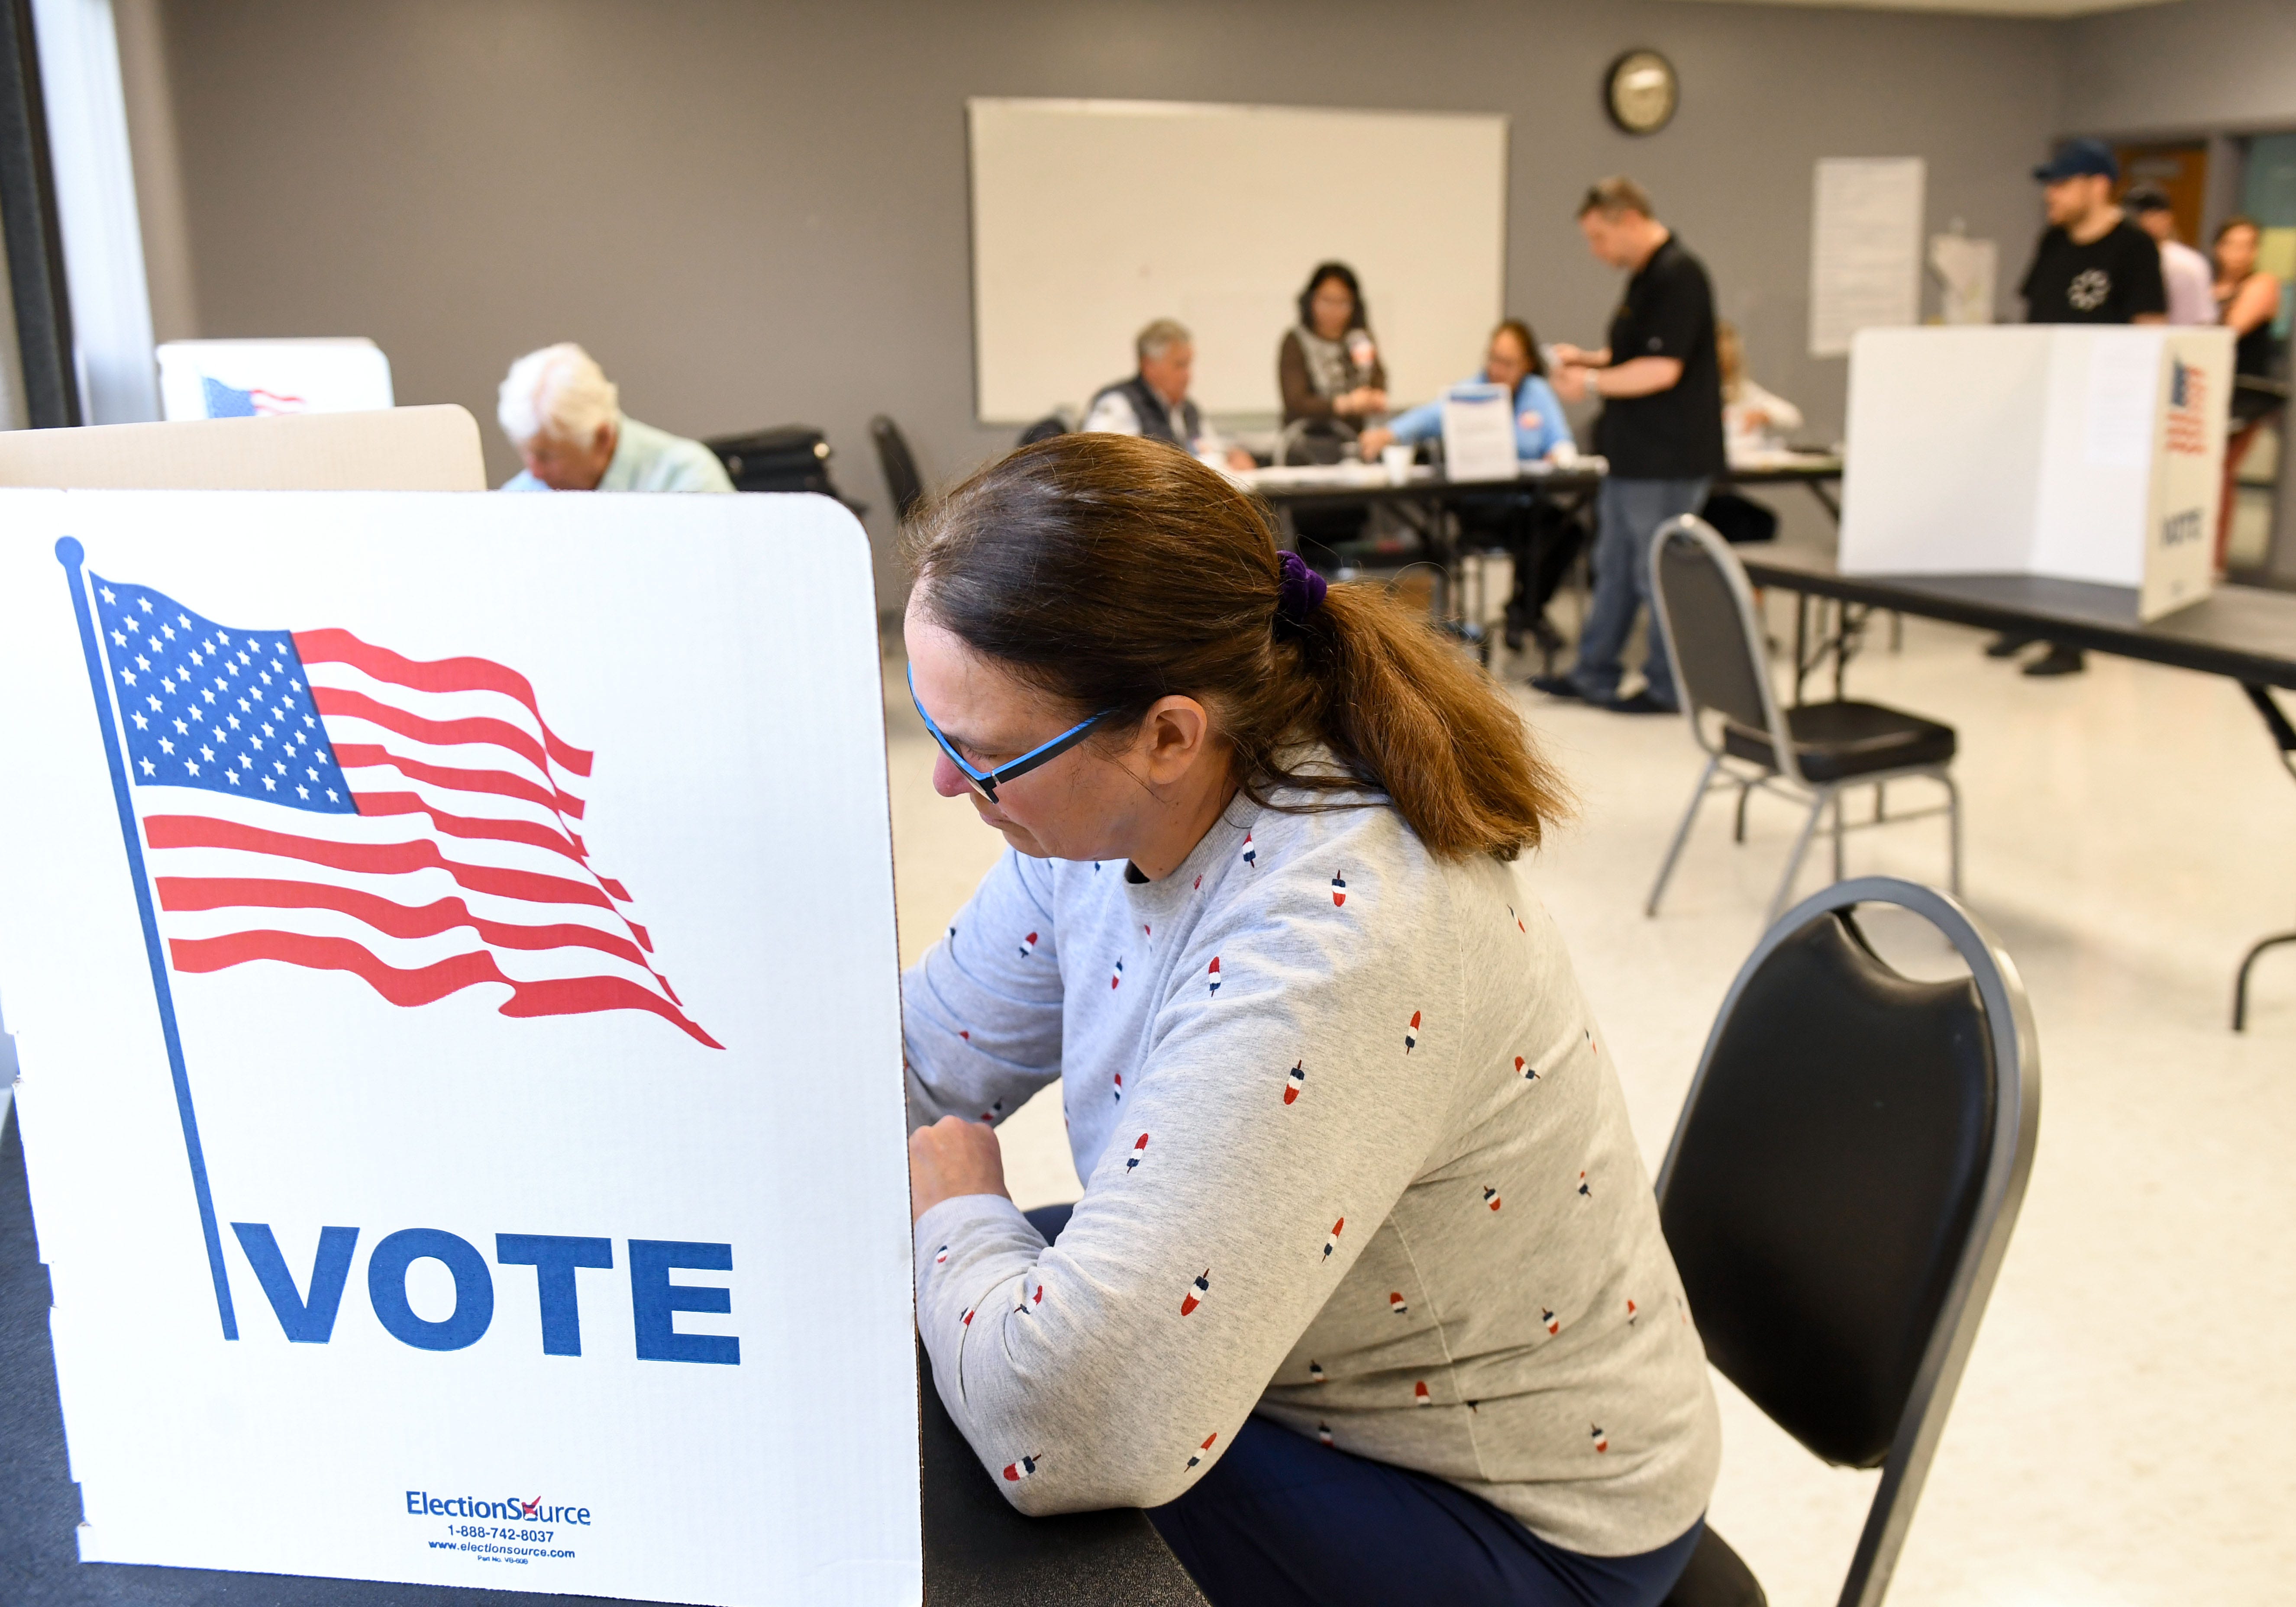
1137, 695, 1213, 786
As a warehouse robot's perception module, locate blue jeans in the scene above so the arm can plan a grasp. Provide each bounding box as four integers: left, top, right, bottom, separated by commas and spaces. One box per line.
1567, 476, 1711, 709
1023, 1206, 1702, 1607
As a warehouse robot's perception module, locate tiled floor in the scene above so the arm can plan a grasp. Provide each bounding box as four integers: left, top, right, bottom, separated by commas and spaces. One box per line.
885, 597, 2296, 1607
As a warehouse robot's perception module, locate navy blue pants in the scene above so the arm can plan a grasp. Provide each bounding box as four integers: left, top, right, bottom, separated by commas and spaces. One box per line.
1023, 1204, 1700, 1607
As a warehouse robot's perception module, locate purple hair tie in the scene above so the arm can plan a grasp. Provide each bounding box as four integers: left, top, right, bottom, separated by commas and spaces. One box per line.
1276, 549, 1327, 625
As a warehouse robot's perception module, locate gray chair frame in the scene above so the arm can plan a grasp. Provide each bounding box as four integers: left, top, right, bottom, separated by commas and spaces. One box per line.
1646, 516, 1961, 924
1657, 877, 2042, 1607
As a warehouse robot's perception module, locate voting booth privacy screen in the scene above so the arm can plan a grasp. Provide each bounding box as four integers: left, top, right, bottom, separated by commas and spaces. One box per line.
1840, 326, 2234, 620
0, 492, 920, 1606
157, 339, 396, 422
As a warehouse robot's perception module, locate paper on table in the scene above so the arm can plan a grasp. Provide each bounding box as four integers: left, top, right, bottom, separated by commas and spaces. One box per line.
2085, 338, 2159, 468
1440, 383, 1519, 482
1811, 158, 1926, 358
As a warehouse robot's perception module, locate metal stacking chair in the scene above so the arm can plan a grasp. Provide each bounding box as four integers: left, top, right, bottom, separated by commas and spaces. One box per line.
871, 414, 927, 526
1646, 516, 1960, 923
1656, 877, 2041, 1607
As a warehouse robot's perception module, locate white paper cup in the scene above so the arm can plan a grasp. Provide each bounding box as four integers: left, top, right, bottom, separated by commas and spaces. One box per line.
1382, 444, 1414, 484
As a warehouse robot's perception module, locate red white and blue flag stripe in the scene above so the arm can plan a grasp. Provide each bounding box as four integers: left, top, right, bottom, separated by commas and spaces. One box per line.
83, 565, 717, 1048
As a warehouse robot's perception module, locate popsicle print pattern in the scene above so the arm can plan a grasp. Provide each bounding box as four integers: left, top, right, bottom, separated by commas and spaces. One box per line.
1331, 871, 1347, 907
1404, 1011, 1420, 1053
1017, 930, 1039, 959
1125, 1132, 1149, 1173
1323, 1217, 1344, 1259
1187, 1431, 1217, 1471
1241, 834, 1256, 869
1207, 957, 1223, 996
1482, 1186, 1502, 1212
1004, 1453, 1040, 1482
1284, 1060, 1307, 1104
1181, 1269, 1210, 1316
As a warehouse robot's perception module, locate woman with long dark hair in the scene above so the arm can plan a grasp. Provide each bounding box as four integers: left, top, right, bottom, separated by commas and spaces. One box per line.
1278, 261, 1389, 433
901, 434, 1717, 1607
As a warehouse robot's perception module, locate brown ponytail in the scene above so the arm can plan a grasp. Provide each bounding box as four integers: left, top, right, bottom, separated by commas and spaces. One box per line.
904, 434, 1569, 861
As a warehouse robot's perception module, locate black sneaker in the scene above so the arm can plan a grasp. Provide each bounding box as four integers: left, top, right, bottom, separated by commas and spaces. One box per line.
1528, 674, 1586, 700
2022, 644, 2087, 677
1606, 691, 1679, 715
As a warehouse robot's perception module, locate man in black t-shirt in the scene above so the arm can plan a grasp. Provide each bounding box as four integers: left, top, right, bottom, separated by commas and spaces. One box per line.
1536, 177, 1724, 714
2022, 140, 2168, 326
1996, 139, 2167, 676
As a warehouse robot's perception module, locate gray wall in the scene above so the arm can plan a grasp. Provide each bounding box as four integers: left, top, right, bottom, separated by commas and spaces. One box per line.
2061, 0, 2296, 139
149, 0, 2067, 598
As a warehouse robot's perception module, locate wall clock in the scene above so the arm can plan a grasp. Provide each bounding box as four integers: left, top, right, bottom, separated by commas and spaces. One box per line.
1605, 50, 1679, 136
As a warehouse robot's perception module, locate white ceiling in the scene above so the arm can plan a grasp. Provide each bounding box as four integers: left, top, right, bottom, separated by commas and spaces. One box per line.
1673, 0, 2178, 17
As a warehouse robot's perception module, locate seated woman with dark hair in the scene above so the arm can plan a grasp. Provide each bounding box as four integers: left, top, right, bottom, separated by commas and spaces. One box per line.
1278, 261, 1389, 442
1358, 319, 1584, 657
901, 434, 1718, 1607
1277, 263, 1390, 566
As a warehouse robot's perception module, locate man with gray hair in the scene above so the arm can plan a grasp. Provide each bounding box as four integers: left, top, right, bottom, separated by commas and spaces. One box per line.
1082, 319, 1255, 470
497, 343, 733, 493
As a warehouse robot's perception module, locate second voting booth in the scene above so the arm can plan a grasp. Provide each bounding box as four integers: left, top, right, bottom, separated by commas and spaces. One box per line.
1840, 325, 2235, 621
0, 484, 924, 1606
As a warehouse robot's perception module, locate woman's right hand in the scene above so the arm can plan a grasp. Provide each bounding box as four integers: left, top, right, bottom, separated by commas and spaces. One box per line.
1549, 342, 1589, 369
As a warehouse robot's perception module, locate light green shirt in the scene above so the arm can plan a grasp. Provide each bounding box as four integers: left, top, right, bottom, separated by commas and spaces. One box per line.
501, 415, 734, 494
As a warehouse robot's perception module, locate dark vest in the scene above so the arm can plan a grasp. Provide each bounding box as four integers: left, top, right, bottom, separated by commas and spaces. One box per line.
1091, 374, 1200, 446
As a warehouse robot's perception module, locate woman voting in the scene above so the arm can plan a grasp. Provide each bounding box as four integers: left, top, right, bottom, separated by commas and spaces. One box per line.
900, 435, 1717, 1607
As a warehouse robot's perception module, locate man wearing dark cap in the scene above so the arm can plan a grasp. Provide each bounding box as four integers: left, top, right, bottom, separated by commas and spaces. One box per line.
2125, 184, 2215, 326
2021, 138, 2167, 327
1992, 139, 2168, 675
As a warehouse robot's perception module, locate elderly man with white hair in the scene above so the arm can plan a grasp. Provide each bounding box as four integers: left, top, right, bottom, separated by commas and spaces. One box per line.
1083, 319, 1256, 471
497, 343, 733, 493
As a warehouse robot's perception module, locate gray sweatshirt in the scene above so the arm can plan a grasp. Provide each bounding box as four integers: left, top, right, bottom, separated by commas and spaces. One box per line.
905, 785, 1719, 1555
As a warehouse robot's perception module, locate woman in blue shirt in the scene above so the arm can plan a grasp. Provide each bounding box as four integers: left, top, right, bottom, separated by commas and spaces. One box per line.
1359, 319, 1573, 465
1360, 321, 1586, 661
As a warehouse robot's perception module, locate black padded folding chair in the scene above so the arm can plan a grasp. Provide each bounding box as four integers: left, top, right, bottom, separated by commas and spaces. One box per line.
1656, 876, 2041, 1607
1647, 516, 1961, 924
871, 414, 927, 526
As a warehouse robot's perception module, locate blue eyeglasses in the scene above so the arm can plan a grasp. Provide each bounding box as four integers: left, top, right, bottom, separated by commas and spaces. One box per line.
907, 662, 1111, 803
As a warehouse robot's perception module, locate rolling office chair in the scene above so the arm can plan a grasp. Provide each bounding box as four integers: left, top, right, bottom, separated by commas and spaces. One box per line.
871, 414, 927, 526
1647, 516, 1961, 924
1657, 877, 2041, 1607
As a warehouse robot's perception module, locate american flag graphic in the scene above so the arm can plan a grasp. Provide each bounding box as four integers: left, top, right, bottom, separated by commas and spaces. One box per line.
84, 568, 717, 1048
200, 376, 306, 418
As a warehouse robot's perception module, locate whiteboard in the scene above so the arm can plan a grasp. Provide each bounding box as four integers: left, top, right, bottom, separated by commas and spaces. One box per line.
969, 98, 1508, 423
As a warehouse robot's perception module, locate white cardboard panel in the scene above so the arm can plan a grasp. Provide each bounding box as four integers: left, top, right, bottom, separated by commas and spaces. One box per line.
158, 339, 395, 420
1841, 325, 2231, 618
0, 407, 485, 491
1841, 326, 2053, 575
0, 490, 920, 1607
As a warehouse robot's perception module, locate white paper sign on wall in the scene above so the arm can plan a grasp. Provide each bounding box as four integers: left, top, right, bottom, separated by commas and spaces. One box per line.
0, 490, 920, 1607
